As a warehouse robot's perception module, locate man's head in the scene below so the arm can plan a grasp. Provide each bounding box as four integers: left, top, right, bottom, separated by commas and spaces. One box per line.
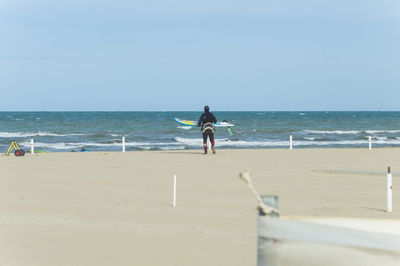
204, 105, 209, 112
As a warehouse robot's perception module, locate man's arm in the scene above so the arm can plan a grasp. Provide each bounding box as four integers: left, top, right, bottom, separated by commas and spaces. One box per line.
197, 114, 204, 127
212, 113, 217, 123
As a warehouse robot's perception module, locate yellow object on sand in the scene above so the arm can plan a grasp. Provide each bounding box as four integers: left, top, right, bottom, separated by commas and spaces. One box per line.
6, 141, 20, 156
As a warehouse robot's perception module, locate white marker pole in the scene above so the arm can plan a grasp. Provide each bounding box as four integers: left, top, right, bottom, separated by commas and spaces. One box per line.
173, 175, 176, 207
289, 135, 293, 150
30, 137, 34, 154
122, 135, 126, 153
387, 167, 392, 212
369, 136, 372, 150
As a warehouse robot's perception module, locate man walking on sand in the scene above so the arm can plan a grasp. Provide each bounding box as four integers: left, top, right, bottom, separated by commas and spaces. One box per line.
197, 105, 217, 154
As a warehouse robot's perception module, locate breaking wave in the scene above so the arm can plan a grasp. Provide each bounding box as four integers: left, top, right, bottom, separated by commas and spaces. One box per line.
302, 130, 361, 135
0, 132, 85, 138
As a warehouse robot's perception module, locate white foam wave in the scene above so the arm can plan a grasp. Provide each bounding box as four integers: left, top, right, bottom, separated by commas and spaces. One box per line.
160, 146, 185, 150
19, 142, 82, 150
175, 137, 289, 147
296, 140, 369, 146
304, 129, 400, 135
177, 126, 192, 130
0, 132, 85, 138
266, 139, 400, 147
19, 141, 180, 150
175, 137, 400, 148
289, 139, 400, 146
303, 130, 361, 135
365, 130, 400, 134
125, 142, 178, 147
14, 137, 400, 151
174, 137, 204, 146
217, 139, 289, 147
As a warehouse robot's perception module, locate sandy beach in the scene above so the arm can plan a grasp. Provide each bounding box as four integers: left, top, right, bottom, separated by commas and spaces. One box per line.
1, 148, 399, 266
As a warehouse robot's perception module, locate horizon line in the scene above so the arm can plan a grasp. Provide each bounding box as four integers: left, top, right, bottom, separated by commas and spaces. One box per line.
1, 110, 400, 112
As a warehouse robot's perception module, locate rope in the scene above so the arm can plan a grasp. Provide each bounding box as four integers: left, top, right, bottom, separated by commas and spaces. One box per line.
239, 171, 279, 216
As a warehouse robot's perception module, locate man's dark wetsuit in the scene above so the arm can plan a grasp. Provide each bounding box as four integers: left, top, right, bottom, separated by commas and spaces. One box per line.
197, 106, 217, 154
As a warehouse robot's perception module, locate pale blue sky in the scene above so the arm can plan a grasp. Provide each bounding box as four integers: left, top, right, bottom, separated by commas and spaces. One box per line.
1, 0, 399, 111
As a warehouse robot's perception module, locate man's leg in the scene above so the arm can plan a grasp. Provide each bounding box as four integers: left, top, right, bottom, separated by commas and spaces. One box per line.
209, 132, 215, 154
202, 132, 208, 153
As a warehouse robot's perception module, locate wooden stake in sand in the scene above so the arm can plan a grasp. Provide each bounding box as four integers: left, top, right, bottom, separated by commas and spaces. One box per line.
387, 167, 392, 212
369, 136, 372, 150
173, 175, 177, 207
122, 135, 126, 153
289, 135, 293, 150
30, 137, 34, 154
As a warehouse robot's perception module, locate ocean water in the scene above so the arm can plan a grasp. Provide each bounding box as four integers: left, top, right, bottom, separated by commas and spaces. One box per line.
1, 111, 400, 152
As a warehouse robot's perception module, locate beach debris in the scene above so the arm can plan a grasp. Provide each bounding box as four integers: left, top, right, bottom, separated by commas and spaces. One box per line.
239, 171, 279, 216
6, 141, 25, 156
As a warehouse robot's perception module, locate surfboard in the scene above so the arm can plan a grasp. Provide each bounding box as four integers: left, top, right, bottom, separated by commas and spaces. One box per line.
174, 118, 234, 127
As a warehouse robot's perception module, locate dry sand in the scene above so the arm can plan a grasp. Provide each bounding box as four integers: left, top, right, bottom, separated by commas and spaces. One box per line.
0, 148, 399, 266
